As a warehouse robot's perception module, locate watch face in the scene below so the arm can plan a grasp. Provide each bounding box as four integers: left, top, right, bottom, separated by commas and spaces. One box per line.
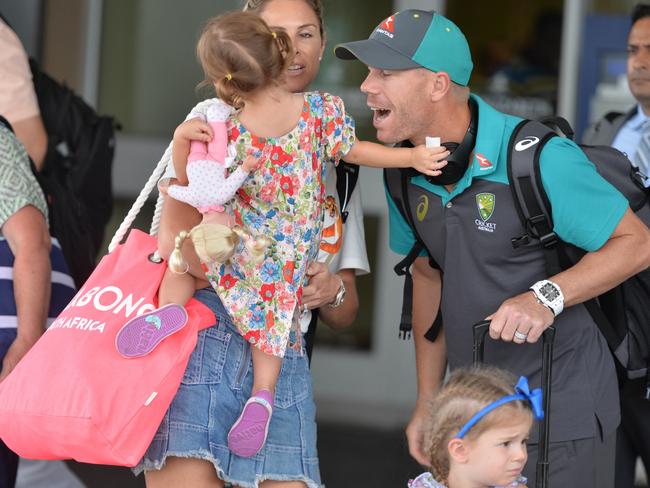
540, 283, 560, 301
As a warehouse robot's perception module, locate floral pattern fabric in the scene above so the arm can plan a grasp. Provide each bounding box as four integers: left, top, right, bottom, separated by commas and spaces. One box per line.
204, 92, 355, 357
408, 472, 527, 488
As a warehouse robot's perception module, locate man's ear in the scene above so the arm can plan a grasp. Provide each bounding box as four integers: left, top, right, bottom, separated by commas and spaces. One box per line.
429, 71, 451, 102
447, 438, 470, 464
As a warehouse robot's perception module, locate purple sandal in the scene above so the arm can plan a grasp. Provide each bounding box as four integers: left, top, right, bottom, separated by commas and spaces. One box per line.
115, 304, 188, 358
227, 390, 274, 458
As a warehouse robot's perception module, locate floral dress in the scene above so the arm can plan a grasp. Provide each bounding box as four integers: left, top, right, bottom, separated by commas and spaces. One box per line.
204, 92, 355, 357
408, 472, 527, 488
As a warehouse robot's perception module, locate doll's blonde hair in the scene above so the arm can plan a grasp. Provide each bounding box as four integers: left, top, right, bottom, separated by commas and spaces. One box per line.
197, 11, 293, 109
168, 224, 271, 274
425, 366, 533, 484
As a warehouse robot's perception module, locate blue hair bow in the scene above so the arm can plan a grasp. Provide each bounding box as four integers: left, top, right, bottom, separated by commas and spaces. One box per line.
455, 375, 544, 439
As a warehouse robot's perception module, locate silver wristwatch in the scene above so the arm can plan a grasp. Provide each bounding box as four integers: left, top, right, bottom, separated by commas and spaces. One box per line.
328, 277, 346, 308
530, 280, 564, 317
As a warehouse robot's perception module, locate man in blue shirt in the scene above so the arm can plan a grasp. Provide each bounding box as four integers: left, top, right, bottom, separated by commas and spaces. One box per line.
583, 4, 650, 486
337, 9, 650, 487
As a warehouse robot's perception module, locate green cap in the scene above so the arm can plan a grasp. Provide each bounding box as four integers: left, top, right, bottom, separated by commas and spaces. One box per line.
335, 10, 473, 86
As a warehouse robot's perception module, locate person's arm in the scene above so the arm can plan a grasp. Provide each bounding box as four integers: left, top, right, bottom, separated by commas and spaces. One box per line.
12, 115, 47, 171
344, 139, 448, 176
406, 256, 446, 466
489, 138, 650, 343
489, 208, 650, 342
1, 205, 51, 380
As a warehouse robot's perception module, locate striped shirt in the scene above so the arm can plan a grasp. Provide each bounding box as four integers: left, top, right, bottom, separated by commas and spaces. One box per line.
0, 237, 76, 328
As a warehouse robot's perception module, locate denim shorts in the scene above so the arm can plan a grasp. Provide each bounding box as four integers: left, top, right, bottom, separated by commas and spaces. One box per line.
135, 288, 322, 488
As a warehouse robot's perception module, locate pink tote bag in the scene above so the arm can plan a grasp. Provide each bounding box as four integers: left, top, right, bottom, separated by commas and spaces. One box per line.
0, 229, 215, 466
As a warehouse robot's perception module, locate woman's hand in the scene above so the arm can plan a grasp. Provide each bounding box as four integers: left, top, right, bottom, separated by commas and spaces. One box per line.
173, 118, 213, 144
409, 145, 449, 177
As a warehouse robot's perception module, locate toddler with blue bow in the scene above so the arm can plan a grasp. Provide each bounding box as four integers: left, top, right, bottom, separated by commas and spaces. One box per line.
409, 366, 544, 488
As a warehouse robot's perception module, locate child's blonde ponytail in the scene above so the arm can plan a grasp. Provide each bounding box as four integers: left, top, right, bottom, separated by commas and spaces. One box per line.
168, 230, 191, 274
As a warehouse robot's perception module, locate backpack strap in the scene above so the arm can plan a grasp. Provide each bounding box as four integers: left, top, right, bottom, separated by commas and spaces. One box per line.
384, 168, 442, 341
507, 119, 563, 276
335, 161, 359, 224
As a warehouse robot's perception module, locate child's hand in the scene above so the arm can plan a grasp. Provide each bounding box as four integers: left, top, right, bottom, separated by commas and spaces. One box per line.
174, 118, 213, 144
242, 154, 264, 172
410, 145, 449, 177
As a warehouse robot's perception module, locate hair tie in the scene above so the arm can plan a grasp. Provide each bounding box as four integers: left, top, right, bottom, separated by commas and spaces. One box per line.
225, 73, 233, 81
271, 31, 277, 39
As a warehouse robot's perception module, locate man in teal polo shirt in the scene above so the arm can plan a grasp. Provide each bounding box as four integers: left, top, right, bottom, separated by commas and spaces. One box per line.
336, 9, 650, 486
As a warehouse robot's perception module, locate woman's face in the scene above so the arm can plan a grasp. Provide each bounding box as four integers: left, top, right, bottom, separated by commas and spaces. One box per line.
258, 0, 325, 93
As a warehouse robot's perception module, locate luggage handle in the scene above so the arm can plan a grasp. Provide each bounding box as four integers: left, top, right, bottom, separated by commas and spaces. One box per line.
472, 320, 555, 488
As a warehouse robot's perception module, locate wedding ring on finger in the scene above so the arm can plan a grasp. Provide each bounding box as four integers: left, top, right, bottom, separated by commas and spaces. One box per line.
514, 331, 528, 341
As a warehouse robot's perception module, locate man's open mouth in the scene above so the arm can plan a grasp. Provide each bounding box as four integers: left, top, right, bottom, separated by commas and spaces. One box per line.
370, 106, 391, 124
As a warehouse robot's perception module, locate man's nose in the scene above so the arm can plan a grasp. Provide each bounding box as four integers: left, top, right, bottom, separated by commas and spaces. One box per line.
360, 72, 376, 94
633, 51, 650, 70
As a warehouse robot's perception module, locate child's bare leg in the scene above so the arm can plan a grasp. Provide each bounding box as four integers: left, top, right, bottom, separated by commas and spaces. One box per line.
251, 346, 282, 395
158, 268, 199, 307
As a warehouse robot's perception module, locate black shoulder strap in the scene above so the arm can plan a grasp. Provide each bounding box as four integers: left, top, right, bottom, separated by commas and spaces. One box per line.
507, 119, 563, 276
336, 161, 359, 224
384, 168, 442, 341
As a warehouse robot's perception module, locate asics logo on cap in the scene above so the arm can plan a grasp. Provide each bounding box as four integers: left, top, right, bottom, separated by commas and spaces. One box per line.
376, 14, 395, 38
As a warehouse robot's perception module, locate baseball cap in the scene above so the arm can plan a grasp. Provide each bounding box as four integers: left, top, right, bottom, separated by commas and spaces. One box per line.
334, 10, 473, 86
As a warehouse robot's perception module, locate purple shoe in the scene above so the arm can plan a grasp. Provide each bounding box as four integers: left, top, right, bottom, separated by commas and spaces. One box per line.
227, 390, 274, 458
115, 304, 188, 358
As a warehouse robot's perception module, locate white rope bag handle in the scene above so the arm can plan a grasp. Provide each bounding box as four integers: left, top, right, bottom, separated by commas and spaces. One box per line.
106, 142, 172, 254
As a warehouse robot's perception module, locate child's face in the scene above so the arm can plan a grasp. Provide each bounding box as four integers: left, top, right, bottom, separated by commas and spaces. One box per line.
463, 412, 532, 486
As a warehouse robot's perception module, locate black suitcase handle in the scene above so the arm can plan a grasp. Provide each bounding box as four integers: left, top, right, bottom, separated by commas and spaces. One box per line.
472, 320, 555, 488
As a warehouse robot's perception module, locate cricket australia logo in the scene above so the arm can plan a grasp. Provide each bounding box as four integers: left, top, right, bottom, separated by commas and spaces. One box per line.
475, 192, 497, 232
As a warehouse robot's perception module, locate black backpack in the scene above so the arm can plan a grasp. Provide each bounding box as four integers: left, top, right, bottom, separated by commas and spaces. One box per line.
388, 117, 650, 395
0, 13, 116, 286
303, 161, 360, 363
29, 58, 118, 287
508, 117, 650, 395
